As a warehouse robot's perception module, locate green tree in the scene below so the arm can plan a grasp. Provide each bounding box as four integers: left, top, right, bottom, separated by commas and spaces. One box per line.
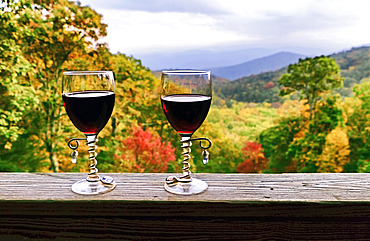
0, 1, 37, 171
259, 116, 304, 173
344, 81, 370, 172
279, 56, 343, 120
0, 1, 34, 145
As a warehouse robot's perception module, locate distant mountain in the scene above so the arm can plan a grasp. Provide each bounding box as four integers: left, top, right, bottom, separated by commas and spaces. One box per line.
210, 51, 306, 80
213, 46, 370, 104
137, 48, 301, 71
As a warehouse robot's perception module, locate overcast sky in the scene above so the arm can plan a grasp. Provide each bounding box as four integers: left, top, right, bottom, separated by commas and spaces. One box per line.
78, 0, 370, 56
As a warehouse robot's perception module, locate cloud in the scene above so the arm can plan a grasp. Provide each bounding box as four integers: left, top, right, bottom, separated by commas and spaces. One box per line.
77, 0, 370, 55
210, 0, 370, 49
100, 9, 251, 54
78, 0, 226, 14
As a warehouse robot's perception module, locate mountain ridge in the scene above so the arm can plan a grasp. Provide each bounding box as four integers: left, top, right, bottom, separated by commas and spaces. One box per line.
210, 51, 306, 80
137, 46, 325, 71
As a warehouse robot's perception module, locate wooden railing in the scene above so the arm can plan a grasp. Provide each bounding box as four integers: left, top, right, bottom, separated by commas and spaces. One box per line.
0, 173, 369, 240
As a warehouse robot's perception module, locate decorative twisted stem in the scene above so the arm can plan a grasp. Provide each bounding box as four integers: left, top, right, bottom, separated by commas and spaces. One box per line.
166, 136, 212, 186
67, 135, 100, 182
85, 135, 100, 182
179, 136, 192, 182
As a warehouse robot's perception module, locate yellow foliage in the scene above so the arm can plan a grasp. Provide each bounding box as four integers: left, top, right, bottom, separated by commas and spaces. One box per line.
116, 157, 138, 173
277, 99, 306, 117
4, 142, 12, 150
317, 127, 350, 173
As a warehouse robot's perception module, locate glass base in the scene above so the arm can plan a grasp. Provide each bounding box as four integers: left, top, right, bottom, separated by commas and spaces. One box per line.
164, 178, 208, 195
71, 179, 116, 195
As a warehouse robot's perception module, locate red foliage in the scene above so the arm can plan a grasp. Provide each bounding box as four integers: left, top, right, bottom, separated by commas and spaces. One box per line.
116, 126, 176, 173
236, 141, 269, 173
242, 141, 262, 157
263, 81, 275, 90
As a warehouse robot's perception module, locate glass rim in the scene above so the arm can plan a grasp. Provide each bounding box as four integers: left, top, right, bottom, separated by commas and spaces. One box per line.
63, 71, 113, 76
161, 69, 210, 75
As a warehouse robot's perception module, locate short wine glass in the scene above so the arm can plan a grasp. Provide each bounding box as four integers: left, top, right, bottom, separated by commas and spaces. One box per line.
161, 70, 212, 195
62, 71, 116, 195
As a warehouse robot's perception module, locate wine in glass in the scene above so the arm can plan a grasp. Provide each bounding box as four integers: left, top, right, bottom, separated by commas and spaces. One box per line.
62, 71, 116, 195
161, 70, 212, 195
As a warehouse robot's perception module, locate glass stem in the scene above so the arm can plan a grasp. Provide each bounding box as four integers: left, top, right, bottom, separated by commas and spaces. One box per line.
85, 135, 100, 182
180, 136, 192, 182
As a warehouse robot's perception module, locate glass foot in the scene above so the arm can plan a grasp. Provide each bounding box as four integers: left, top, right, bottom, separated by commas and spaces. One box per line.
71, 178, 116, 195
164, 178, 208, 195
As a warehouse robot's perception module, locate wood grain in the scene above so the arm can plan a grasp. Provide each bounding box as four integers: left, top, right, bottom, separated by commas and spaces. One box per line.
0, 173, 369, 240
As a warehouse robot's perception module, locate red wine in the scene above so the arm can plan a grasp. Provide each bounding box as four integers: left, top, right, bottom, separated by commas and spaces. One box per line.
161, 94, 211, 136
63, 91, 115, 135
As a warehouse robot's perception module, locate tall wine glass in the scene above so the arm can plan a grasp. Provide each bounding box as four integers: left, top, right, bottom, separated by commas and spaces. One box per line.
62, 71, 116, 195
161, 70, 212, 195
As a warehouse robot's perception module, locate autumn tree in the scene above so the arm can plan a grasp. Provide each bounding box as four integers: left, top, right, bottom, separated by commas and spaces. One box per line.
108, 53, 162, 135
114, 126, 176, 173
279, 56, 343, 120
236, 141, 268, 173
287, 95, 345, 172
6, 0, 108, 172
317, 126, 350, 173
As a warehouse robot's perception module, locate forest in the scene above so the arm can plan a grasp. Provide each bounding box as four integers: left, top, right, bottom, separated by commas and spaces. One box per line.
215, 46, 370, 105
0, 0, 369, 174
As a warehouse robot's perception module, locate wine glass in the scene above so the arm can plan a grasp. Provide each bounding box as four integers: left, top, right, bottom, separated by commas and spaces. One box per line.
161, 70, 212, 195
62, 71, 116, 195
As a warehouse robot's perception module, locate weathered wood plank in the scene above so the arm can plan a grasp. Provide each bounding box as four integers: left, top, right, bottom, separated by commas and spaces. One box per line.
0, 173, 369, 201
0, 173, 369, 240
